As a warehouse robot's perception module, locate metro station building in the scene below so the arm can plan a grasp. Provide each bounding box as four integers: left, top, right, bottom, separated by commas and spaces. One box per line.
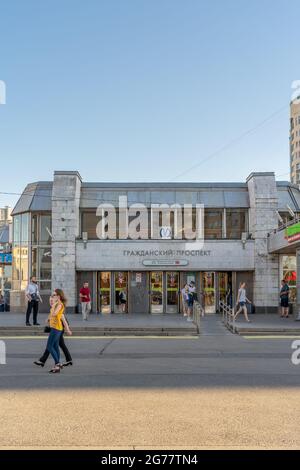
10, 171, 300, 314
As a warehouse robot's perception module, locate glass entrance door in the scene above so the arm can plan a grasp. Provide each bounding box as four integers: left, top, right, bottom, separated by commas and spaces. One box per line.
150, 271, 163, 313
202, 272, 215, 313
218, 272, 232, 309
166, 272, 179, 313
114, 271, 128, 313
99, 272, 111, 314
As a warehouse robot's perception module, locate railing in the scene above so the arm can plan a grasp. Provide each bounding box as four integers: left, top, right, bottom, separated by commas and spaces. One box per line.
269, 216, 300, 235
192, 301, 204, 332
219, 300, 236, 333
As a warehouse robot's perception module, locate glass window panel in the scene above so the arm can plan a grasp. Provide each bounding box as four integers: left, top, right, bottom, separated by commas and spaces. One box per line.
99, 272, 111, 313
1, 265, 12, 291
204, 210, 222, 239
39, 281, 51, 293
82, 212, 99, 239
13, 215, 21, 244
202, 272, 215, 313
20, 246, 29, 290
166, 272, 179, 313
226, 209, 247, 239
282, 255, 297, 303
40, 215, 52, 244
21, 213, 29, 243
39, 247, 52, 280
31, 248, 38, 278
150, 272, 163, 313
12, 245, 21, 281
31, 214, 38, 244
114, 272, 128, 313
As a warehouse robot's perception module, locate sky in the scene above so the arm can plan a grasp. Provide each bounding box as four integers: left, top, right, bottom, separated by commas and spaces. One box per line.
0, 0, 300, 208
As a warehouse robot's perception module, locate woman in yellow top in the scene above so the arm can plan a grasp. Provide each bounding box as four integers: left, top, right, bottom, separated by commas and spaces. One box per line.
46, 289, 72, 373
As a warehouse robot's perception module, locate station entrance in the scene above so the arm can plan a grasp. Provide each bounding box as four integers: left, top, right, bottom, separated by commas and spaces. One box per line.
92, 271, 240, 314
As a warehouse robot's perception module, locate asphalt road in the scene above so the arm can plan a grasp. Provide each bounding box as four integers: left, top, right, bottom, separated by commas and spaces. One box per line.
0, 334, 300, 449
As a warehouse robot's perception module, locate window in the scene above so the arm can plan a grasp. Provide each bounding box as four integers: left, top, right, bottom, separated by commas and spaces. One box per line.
81, 208, 201, 240
12, 214, 27, 291
39, 247, 52, 281
40, 215, 52, 244
226, 209, 247, 239
32, 214, 38, 244
204, 210, 223, 239
20, 245, 29, 290
21, 214, 29, 244
282, 256, 296, 303
31, 213, 52, 292
31, 214, 52, 244
13, 215, 21, 244
82, 211, 100, 239
31, 247, 38, 278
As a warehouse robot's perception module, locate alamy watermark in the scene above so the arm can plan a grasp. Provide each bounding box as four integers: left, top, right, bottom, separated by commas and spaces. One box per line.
291, 340, 300, 365
0, 80, 6, 105
0, 340, 6, 365
93, 198, 205, 247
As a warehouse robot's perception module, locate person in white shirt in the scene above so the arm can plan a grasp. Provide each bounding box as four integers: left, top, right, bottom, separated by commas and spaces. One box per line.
186, 281, 196, 321
234, 282, 252, 322
181, 285, 189, 316
25, 277, 42, 326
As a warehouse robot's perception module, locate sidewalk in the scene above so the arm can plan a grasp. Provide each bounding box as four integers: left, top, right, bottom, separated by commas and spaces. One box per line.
233, 313, 300, 335
0, 312, 198, 337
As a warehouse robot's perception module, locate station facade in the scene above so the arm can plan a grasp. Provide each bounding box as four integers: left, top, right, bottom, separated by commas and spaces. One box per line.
10, 171, 300, 314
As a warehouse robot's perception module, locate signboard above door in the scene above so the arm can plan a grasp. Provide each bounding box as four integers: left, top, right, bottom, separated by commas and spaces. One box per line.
142, 259, 189, 267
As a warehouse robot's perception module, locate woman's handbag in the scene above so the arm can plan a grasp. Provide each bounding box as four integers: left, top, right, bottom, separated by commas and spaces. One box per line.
44, 326, 51, 333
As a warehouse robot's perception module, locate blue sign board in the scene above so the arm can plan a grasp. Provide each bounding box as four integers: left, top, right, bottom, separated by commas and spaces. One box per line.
0, 253, 12, 263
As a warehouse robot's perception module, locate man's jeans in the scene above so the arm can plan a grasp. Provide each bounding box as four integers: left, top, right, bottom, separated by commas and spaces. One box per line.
81, 302, 91, 320
26, 300, 39, 324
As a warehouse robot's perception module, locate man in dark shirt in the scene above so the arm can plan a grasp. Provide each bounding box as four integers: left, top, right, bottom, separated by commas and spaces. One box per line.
280, 279, 290, 318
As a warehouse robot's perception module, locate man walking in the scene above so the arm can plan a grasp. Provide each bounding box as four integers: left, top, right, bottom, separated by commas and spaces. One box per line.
80, 281, 91, 321
25, 276, 42, 326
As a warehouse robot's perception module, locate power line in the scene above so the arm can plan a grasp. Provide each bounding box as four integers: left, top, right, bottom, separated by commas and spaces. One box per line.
169, 104, 289, 181
0, 102, 291, 206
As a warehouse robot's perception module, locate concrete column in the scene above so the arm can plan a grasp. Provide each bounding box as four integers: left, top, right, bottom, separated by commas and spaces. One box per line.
51, 171, 82, 312
247, 172, 279, 313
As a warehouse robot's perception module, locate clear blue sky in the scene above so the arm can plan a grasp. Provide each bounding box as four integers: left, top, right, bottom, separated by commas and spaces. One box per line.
0, 0, 300, 207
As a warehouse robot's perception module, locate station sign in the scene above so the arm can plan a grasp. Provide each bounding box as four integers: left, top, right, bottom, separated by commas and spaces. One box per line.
285, 222, 300, 243
0, 253, 12, 263
143, 259, 189, 267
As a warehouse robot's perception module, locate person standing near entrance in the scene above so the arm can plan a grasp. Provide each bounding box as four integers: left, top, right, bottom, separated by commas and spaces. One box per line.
234, 282, 252, 322
119, 290, 127, 313
280, 279, 290, 318
181, 284, 189, 316
187, 282, 196, 322
79, 282, 91, 321
25, 276, 42, 326
226, 283, 233, 308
